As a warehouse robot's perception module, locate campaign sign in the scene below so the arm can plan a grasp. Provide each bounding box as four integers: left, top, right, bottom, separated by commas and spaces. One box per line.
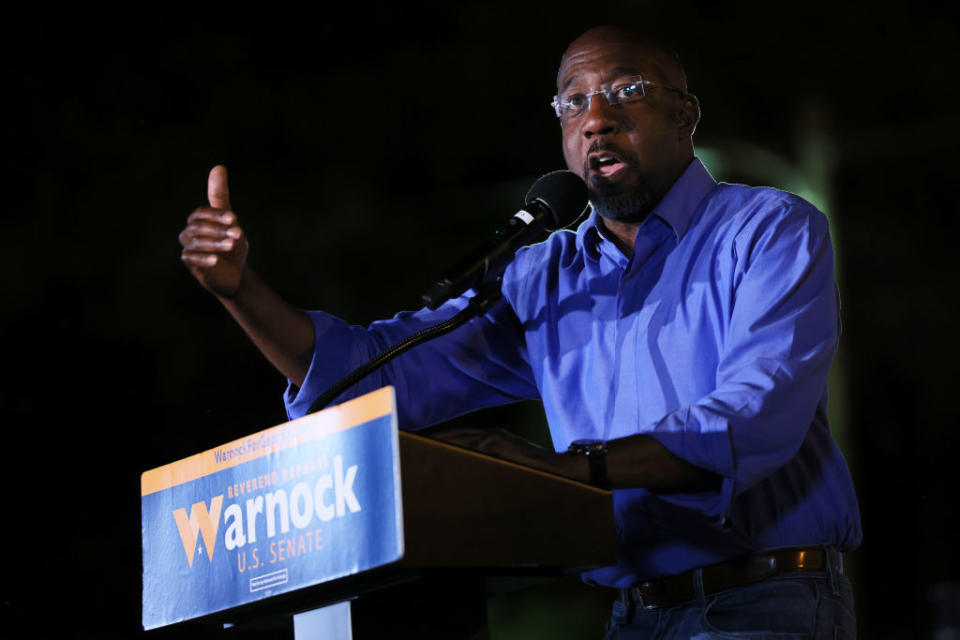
141, 387, 403, 630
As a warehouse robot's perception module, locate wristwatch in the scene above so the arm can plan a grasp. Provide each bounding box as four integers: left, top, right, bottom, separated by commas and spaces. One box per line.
567, 439, 610, 489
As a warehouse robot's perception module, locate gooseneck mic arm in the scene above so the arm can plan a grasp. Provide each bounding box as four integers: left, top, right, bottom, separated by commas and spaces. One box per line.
422, 170, 589, 310
306, 170, 588, 415
306, 281, 502, 414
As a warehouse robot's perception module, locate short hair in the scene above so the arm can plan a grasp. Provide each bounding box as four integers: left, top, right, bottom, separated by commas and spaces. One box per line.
559, 26, 688, 92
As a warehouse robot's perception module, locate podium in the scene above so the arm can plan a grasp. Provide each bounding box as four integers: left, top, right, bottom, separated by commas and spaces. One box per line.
141, 387, 614, 638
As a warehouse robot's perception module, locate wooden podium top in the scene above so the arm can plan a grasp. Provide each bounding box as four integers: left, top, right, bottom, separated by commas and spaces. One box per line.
398, 429, 615, 569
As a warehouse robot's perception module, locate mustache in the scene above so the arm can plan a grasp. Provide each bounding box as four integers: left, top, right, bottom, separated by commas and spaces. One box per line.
586, 140, 635, 159
587, 139, 624, 156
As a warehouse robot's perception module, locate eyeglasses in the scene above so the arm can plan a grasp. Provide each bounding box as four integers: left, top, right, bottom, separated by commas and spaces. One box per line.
550, 74, 686, 120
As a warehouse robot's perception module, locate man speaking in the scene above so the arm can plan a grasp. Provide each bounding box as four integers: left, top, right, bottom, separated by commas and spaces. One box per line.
180, 26, 861, 639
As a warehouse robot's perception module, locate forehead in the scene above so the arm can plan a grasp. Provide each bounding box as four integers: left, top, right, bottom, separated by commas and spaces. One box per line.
557, 40, 670, 91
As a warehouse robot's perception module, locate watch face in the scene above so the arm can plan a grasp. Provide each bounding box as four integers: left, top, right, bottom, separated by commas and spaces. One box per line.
568, 440, 606, 455
567, 440, 610, 489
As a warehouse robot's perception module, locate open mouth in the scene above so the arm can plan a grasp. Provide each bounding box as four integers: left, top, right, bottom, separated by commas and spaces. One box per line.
589, 153, 628, 178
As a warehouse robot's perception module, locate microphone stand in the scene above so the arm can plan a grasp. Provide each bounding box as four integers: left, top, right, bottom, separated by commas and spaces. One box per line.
306, 280, 504, 415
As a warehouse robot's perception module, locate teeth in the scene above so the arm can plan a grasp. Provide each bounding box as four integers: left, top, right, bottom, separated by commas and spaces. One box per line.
590, 154, 621, 170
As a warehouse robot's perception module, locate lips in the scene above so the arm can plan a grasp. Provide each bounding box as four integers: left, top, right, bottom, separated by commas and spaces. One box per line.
585, 143, 631, 180
589, 153, 627, 178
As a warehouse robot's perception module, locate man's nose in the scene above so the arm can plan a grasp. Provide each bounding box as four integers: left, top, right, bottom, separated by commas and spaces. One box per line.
581, 94, 620, 138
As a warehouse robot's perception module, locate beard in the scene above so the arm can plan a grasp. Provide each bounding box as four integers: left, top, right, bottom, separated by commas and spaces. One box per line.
587, 174, 661, 223
582, 143, 664, 223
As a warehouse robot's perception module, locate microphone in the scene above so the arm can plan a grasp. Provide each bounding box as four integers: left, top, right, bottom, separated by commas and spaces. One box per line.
421, 170, 588, 310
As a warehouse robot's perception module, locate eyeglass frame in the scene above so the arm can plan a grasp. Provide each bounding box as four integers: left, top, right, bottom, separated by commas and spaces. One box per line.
550, 74, 688, 120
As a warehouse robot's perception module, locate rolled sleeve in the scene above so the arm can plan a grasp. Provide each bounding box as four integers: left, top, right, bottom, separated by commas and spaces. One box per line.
284, 295, 539, 426
647, 201, 838, 519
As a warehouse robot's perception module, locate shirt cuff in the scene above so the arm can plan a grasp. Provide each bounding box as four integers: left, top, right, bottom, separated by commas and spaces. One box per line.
283, 310, 366, 421
645, 415, 737, 525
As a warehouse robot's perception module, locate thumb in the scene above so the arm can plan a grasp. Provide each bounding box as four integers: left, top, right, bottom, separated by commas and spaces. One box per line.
207, 165, 232, 210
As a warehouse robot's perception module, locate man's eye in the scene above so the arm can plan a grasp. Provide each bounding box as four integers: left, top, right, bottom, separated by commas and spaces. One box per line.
614, 83, 643, 101
564, 94, 587, 109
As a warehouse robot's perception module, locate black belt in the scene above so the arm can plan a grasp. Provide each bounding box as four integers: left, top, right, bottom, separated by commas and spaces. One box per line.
620, 546, 841, 610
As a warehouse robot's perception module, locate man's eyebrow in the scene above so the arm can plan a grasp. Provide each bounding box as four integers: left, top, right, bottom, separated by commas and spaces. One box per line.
609, 66, 642, 79
558, 66, 642, 93
559, 74, 578, 94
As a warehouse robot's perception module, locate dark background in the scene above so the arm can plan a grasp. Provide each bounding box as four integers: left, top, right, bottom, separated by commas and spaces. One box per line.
3, 2, 959, 637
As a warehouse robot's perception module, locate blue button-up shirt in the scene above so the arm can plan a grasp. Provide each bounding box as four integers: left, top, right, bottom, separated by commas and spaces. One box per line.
286, 158, 862, 585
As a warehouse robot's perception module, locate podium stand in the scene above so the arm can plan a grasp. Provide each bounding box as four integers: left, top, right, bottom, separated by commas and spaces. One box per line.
141, 387, 614, 638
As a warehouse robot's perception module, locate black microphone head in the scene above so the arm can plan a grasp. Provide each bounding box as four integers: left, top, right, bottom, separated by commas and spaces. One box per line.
524, 170, 588, 231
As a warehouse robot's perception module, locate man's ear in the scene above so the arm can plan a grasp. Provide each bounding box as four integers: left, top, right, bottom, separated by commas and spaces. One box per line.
677, 94, 701, 138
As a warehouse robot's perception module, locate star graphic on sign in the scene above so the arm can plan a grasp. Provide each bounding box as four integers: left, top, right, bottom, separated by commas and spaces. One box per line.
198, 545, 203, 555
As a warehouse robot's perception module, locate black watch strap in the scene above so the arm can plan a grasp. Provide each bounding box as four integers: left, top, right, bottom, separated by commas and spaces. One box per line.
567, 440, 610, 489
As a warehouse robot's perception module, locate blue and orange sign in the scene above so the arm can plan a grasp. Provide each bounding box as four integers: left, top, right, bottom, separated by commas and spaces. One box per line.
141, 387, 403, 630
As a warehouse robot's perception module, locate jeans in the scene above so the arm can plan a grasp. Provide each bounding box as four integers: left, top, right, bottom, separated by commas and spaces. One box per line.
603, 550, 855, 639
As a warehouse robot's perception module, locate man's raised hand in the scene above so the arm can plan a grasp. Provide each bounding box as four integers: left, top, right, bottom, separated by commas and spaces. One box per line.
179, 166, 249, 297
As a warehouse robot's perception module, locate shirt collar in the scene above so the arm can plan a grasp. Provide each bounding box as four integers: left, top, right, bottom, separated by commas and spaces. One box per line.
650, 157, 717, 240
576, 156, 717, 259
